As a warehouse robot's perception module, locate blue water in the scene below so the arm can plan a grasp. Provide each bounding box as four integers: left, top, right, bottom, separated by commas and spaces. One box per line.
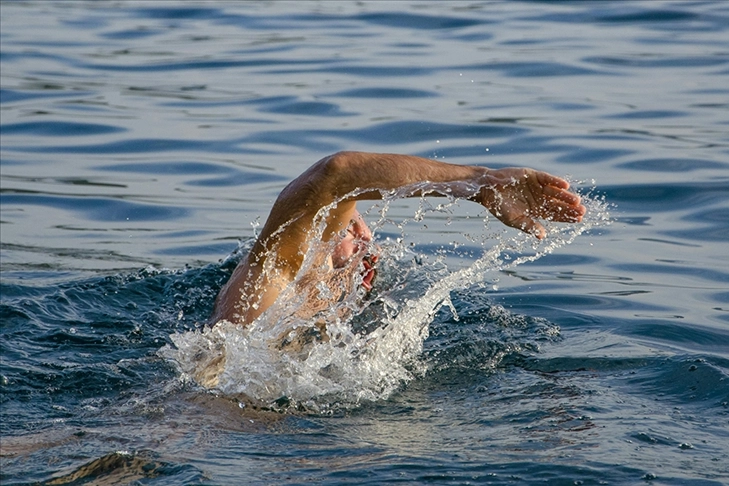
2, 1, 728, 484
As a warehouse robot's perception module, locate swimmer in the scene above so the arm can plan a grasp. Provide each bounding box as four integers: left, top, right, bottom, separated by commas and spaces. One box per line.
211, 151, 586, 327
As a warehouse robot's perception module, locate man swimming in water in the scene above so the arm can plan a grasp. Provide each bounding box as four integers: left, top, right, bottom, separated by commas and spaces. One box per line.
211, 151, 586, 327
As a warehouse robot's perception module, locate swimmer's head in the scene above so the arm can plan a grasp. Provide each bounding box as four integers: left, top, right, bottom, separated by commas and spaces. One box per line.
331, 210, 379, 290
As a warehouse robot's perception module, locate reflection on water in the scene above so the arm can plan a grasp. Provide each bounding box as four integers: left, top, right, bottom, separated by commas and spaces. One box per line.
2, 1, 729, 484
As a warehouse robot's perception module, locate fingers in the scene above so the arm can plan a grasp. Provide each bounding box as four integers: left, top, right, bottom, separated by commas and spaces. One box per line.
511, 203, 582, 238
536, 171, 570, 190
545, 199, 586, 222
540, 182, 586, 222
531, 222, 546, 240
510, 214, 546, 239
543, 184, 581, 205
515, 181, 585, 236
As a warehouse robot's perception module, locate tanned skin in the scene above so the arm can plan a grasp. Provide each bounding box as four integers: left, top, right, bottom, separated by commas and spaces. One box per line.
211, 152, 586, 326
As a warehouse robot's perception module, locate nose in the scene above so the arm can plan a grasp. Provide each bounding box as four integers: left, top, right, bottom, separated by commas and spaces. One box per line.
350, 213, 372, 242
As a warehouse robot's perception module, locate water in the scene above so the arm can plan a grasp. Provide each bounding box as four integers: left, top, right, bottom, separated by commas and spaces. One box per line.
1, 1, 728, 484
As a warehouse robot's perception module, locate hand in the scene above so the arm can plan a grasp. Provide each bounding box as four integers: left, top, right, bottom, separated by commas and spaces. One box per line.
478, 168, 586, 239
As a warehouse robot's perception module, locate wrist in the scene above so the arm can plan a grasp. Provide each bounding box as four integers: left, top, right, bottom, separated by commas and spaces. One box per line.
473, 167, 497, 209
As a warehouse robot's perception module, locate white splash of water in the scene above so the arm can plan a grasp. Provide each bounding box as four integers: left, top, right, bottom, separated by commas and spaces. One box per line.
160, 184, 611, 412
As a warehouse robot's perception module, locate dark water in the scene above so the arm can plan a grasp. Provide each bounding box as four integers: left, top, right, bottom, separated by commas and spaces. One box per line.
2, 1, 728, 484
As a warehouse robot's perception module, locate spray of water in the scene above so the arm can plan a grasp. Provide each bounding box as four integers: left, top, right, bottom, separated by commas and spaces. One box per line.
160, 182, 611, 412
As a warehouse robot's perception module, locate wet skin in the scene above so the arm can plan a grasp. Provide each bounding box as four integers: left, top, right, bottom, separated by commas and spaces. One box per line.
211, 152, 586, 327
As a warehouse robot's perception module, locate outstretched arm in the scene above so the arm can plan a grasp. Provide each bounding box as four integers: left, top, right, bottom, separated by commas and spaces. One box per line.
211, 152, 585, 325
320, 152, 585, 239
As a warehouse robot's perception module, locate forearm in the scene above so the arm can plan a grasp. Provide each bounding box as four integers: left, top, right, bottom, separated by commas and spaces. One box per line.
318, 152, 585, 239
321, 151, 490, 202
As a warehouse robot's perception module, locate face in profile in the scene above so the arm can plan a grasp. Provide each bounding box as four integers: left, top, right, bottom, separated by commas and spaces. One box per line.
331, 210, 378, 290
284, 210, 379, 347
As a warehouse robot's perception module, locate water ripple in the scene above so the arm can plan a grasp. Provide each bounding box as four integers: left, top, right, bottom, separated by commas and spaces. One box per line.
0, 193, 189, 222
9, 138, 243, 154
584, 55, 729, 69
466, 61, 601, 77
1, 120, 125, 137
356, 12, 483, 30
618, 158, 726, 172
332, 87, 438, 99
0, 88, 90, 104
600, 181, 729, 212
97, 161, 287, 187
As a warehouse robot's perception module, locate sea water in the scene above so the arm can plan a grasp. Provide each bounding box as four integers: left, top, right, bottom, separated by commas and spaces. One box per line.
1, 2, 728, 485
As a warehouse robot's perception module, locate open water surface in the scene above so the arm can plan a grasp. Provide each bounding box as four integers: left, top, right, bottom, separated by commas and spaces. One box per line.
1, 1, 728, 484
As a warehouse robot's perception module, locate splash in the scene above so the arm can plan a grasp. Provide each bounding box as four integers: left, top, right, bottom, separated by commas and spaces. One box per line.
160, 183, 611, 412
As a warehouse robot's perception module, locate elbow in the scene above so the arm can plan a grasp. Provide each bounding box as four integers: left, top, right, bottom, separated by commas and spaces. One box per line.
322, 151, 358, 176
306, 151, 373, 201
283, 151, 357, 203
312, 151, 360, 189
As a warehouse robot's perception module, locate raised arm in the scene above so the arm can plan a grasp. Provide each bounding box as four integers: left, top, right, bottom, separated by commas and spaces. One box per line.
318, 152, 584, 238
211, 152, 585, 325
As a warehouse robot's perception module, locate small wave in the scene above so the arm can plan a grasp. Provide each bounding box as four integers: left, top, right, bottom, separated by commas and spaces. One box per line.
41, 450, 203, 485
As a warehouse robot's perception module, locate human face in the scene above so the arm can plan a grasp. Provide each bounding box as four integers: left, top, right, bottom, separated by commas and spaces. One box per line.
331, 210, 378, 290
